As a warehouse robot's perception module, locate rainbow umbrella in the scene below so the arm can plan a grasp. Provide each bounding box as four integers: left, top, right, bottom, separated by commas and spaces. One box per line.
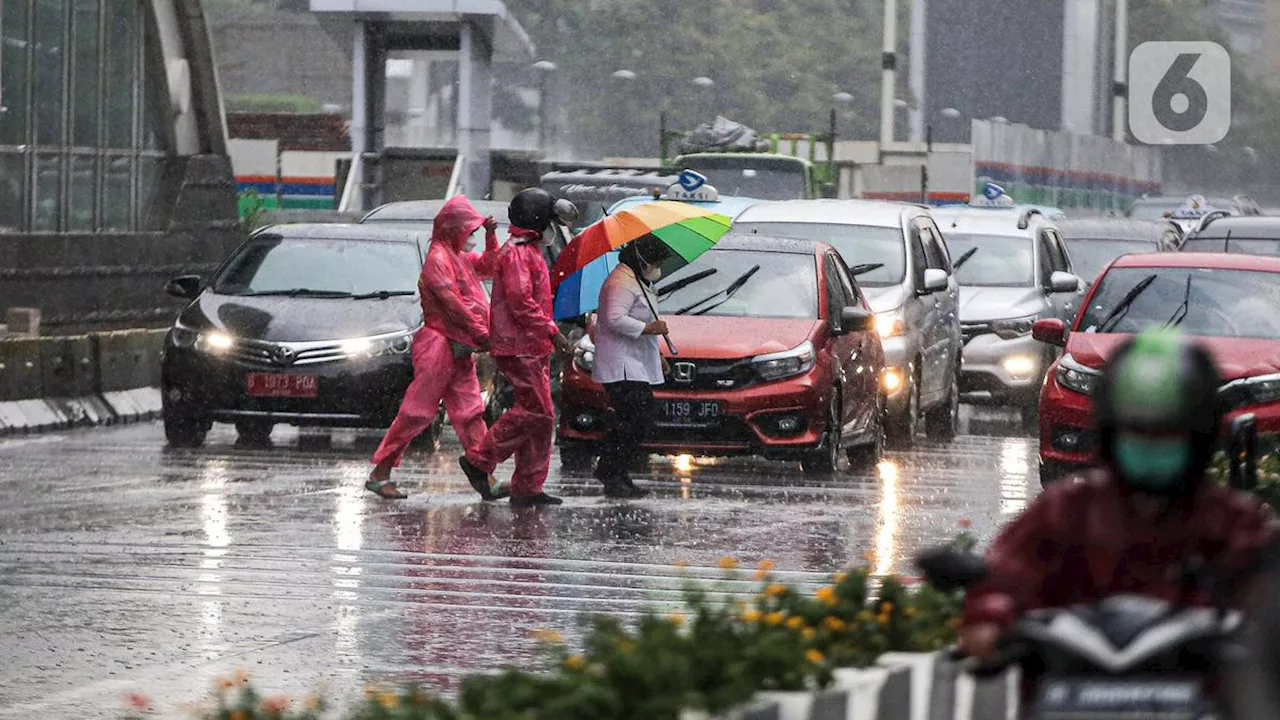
550, 202, 733, 337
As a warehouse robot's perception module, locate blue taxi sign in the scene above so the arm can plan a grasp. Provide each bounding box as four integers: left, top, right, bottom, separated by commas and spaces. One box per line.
665, 170, 720, 202
970, 182, 1015, 208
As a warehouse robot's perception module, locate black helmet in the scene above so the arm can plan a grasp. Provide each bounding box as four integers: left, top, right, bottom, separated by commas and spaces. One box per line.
509, 188, 557, 231
1092, 328, 1222, 495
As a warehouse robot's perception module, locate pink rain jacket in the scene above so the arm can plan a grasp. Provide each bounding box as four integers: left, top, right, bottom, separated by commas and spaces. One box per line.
488, 228, 560, 358
418, 196, 500, 348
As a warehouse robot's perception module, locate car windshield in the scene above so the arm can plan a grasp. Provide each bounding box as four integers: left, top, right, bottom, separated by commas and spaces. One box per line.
1078, 267, 1280, 339
656, 249, 817, 319
1064, 239, 1157, 283
679, 160, 807, 201
212, 235, 420, 296
1185, 237, 1280, 256
735, 222, 905, 286
944, 233, 1034, 287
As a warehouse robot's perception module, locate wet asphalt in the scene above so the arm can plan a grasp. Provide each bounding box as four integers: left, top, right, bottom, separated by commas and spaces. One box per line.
0, 409, 1037, 717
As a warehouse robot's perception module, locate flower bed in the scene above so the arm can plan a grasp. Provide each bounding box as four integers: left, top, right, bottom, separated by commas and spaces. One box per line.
124, 536, 973, 720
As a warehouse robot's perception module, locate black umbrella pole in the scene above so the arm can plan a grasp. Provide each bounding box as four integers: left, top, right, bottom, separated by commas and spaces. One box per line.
642, 289, 678, 355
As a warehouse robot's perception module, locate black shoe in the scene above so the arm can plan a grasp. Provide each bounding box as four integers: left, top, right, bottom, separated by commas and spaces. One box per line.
510, 492, 563, 507
459, 455, 500, 500
623, 480, 650, 498
602, 478, 648, 499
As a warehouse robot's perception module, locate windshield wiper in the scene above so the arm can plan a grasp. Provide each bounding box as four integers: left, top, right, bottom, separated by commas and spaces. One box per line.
239, 288, 354, 298
850, 263, 885, 277
952, 247, 979, 271
674, 266, 761, 316
656, 268, 718, 297
1164, 275, 1193, 328
350, 290, 417, 300
1097, 273, 1157, 333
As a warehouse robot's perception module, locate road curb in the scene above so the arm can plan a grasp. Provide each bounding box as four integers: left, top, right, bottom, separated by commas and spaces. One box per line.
0, 388, 161, 437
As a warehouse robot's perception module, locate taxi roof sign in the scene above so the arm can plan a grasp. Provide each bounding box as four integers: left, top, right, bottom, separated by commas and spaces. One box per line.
970, 182, 1015, 208
664, 170, 720, 202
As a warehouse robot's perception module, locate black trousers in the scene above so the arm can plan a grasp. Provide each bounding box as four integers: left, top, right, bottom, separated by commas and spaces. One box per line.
597, 381, 654, 481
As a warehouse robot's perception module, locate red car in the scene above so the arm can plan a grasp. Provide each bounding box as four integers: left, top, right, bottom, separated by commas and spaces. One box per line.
1035, 252, 1280, 485
557, 234, 887, 475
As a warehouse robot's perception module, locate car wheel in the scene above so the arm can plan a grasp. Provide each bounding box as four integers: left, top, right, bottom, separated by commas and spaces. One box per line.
409, 410, 443, 453
163, 402, 208, 449
235, 420, 273, 446
560, 445, 597, 473
846, 396, 885, 473
1039, 459, 1070, 488
887, 368, 920, 449
925, 363, 960, 442
802, 392, 842, 476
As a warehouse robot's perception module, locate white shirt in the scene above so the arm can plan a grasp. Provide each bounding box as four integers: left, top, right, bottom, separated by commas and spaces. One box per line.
592, 264, 665, 385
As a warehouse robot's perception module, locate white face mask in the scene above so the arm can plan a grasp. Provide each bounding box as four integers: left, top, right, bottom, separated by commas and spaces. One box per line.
643, 265, 662, 282
463, 236, 478, 252
539, 227, 556, 247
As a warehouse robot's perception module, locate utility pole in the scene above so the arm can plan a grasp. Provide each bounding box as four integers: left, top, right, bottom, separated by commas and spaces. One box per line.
881, 0, 898, 147
908, 0, 927, 142
1113, 0, 1128, 142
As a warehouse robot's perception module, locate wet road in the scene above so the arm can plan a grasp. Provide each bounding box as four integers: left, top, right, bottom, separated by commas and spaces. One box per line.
0, 411, 1037, 717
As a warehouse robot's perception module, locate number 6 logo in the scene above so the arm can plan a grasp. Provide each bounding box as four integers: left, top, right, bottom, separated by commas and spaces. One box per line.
1129, 41, 1231, 145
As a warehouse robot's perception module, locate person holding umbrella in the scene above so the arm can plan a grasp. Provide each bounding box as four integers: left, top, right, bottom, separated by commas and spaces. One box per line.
591, 235, 673, 498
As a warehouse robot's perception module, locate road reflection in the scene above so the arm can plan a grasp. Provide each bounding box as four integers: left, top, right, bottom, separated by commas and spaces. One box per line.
873, 460, 899, 577
199, 460, 230, 659
333, 471, 365, 669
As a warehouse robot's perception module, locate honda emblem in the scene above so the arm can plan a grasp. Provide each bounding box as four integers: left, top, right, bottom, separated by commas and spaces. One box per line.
672, 362, 696, 383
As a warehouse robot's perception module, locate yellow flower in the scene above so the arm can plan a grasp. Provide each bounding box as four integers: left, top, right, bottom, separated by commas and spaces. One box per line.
378, 693, 399, 710
232, 667, 250, 684
757, 559, 776, 572
786, 616, 805, 630
765, 611, 785, 626
229, 712, 247, 720
531, 628, 564, 644
802, 627, 816, 640
881, 602, 895, 614
718, 556, 739, 570
856, 610, 873, 622
261, 696, 291, 715
304, 695, 324, 712
816, 586, 837, 606
216, 677, 235, 691
946, 617, 962, 629
805, 649, 826, 664
824, 617, 847, 632
834, 572, 848, 585
733, 600, 748, 614
675, 559, 690, 569
565, 655, 586, 670
862, 550, 876, 562
765, 583, 787, 598
878, 612, 891, 625
905, 607, 918, 618
363, 684, 381, 700
668, 611, 687, 626
742, 609, 763, 623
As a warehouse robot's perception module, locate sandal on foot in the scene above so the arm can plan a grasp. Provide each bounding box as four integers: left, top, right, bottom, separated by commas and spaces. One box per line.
365, 479, 408, 499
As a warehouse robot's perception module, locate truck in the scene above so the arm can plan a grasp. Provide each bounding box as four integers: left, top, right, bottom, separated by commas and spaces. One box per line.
661, 116, 838, 200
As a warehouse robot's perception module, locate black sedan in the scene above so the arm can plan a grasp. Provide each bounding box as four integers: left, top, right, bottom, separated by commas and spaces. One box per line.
1056, 217, 1183, 286
161, 223, 498, 447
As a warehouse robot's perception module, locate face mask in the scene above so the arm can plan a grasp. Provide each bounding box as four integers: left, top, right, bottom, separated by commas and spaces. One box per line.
1114, 433, 1192, 492
643, 264, 662, 282
538, 228, 555, 247
463, 236, 478, 252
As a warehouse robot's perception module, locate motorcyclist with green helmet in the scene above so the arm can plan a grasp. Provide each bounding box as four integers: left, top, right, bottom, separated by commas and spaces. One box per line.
959, 327, 1278, 661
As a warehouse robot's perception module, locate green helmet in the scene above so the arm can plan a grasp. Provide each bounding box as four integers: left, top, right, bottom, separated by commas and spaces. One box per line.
1092, 328, 1222, 494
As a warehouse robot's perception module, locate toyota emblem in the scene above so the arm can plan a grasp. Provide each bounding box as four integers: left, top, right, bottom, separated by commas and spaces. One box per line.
270, 345, 297, 366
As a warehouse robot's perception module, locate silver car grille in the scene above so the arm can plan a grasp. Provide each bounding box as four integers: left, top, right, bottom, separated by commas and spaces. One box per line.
230, 338, 359, 368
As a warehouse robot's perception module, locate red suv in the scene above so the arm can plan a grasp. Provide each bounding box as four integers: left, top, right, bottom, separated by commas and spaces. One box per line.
557, 235, 887, 475
1035, 252, 1280, 485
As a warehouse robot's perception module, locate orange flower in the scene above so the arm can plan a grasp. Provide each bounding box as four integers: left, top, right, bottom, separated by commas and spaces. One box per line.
905, 607, 918, 618
805, 649, 826, 664
834, 572, 848, 585
765, 583, 787, 598
668, 611, 687, 626
880, 601, 895, 614
878, 612, 891, 625
786, 616, 806, 630
757, 559, 776, 572
742, 609, 764, 623
229, 712, 248, 720
946, 617, 962, 628
959, 518, 973, 529
216, 677, 236, 691
816, 586, 837, 606
232, 667, 250, 684
824, 617, 847, 632
124, 693, 151, 712
377, 692, 399, 710
261, 696, 291, 715
718, 556, 739, 570
862, 550, 876, 561
802, 627, 817, 640
565, 655, 586, 670
856, 610, 873, 622
530, 628, 564, 644
765, 611, 785, 626
674, 559, 690, 569
304, 695, 324, 712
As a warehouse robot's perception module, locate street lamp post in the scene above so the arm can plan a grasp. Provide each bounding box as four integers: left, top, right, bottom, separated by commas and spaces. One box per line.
532, 60, 557, 152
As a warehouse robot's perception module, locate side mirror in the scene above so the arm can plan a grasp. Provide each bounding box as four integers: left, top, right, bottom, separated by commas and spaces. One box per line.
915, 547, 988, 593
922, 268, 948, 293
1048, 271, 1080, 294
1229, 413, 1258, 491
837, 306, 874, 335
1031, 318, 1067, 347
165, 275, 202, 300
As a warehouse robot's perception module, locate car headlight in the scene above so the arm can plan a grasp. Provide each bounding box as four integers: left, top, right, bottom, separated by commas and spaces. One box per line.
574, 334, 596, 372
169, 325, 198, 349
875, 310, 906, 339
1055, 353, 1101, 396
753, 341, 816, 382
1220, 372, 1280, 412
991, 314, 1038, 340
194, 330, 234, 354
344, 328, 418, 360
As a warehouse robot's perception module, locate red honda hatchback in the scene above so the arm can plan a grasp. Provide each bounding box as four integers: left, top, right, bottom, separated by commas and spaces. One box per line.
557, 234, 887, 475
1035, 252, 1280, 485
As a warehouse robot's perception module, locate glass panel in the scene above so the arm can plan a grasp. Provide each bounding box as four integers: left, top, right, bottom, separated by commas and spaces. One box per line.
140, 22, 163, 151
32, 152, 61, 231
32, 0, 66, 146
137, 155, 161, 226
67, 154, 95, 230
71, 0, 99, 147
0, 153, 26, 232
734, 221, 907, 287
102, 154, 132, 230
104, 0, 136, 150
0, 0, 31, 145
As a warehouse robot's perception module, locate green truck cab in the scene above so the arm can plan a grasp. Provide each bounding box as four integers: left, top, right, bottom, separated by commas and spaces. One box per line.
665, 128, 838, 201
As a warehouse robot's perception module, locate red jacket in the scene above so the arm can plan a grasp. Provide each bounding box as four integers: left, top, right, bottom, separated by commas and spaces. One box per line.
418, 197, 499, 349
488, 232, 559, 358
963, 469, 1278, 628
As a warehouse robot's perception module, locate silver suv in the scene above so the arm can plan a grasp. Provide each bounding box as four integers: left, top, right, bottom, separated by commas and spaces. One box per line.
931, 206, 1084, 427
734, 200, 963, 446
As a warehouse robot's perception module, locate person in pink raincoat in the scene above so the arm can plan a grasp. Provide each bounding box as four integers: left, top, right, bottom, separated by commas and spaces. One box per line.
366, 195, 505, 500
459, 188, 572, 507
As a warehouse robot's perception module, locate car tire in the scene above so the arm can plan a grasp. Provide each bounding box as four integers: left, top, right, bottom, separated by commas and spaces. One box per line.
235, 420, 273, 446
163, 404, 208, 448
409, 411, 443, 453
887, 369, 920, 449
802, 392, 842, 476
846, 397, 885, 473
1039, 459, 1070, 488
925, 364, 960, 442
560, 445, 596, 473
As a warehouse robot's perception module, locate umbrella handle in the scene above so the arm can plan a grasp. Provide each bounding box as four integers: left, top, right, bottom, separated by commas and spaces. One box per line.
664, 334, 678, 355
